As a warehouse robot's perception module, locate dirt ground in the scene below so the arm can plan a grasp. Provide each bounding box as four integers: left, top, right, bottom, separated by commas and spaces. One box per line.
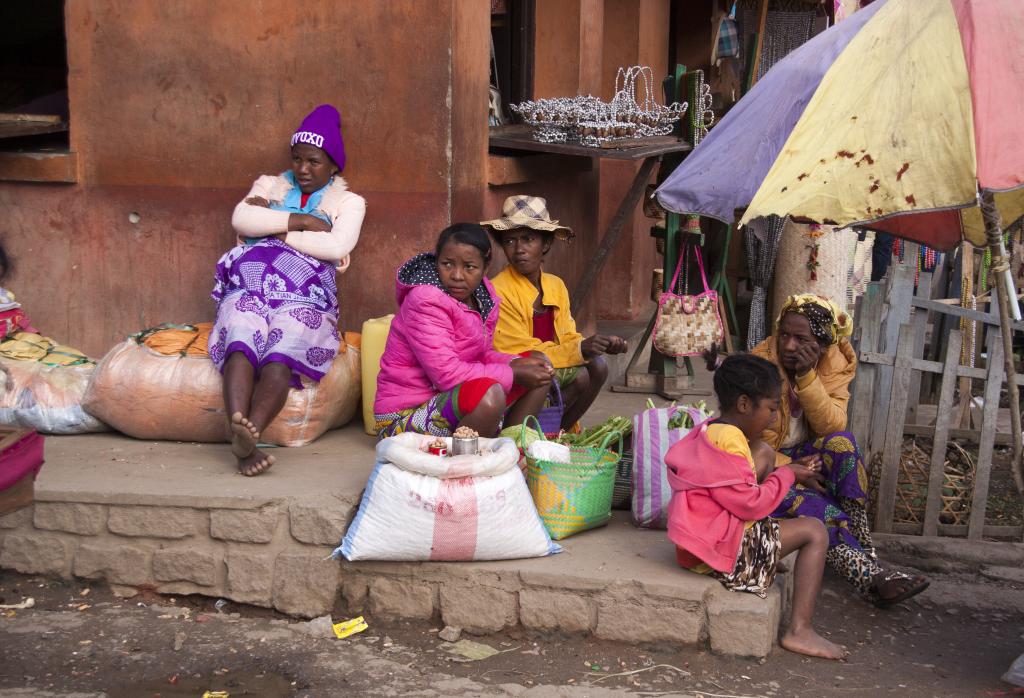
1, 562, 1022, 698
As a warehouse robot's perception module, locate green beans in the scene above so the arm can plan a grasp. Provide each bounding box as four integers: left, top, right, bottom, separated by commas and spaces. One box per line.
557, 416, 632, 450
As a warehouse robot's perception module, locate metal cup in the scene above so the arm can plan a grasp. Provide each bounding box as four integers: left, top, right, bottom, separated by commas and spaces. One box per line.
451, 436, 478, 456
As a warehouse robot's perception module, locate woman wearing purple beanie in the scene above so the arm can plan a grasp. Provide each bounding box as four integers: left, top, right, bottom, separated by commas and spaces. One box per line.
208, 104, 366, 475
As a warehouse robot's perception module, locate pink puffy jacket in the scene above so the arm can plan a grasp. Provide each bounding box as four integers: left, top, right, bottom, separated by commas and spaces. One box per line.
666, 422, 795, 573
374, 253, 517, 414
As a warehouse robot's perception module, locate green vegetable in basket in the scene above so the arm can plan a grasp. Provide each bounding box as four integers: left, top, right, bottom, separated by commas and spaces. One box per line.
666, 400, 710, 430
500, 424, 542, 450
557, 415, 632, 450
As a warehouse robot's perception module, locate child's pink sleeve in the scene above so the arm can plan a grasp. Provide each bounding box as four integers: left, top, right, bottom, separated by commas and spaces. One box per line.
708, 468, 795, 521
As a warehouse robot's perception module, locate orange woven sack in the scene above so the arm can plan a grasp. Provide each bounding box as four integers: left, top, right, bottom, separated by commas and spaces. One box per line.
83, 329, 361, 447
142, 323, 214, 357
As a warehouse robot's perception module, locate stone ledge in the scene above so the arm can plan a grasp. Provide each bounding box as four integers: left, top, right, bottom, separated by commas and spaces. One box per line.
34, 502, 107, 536
107, 506, 206, 539
34, 490, 283, 510
338, 514, 786, 657
211, 507, 281, 544
0, 428, 787, 657
0, 531, 71, 577
289, 499, 352, 546
74, 541, 152, 586
153, 548, 218, 586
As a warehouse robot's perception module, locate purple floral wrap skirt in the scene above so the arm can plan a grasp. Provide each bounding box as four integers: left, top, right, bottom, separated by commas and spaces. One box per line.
209, 239, 340, 389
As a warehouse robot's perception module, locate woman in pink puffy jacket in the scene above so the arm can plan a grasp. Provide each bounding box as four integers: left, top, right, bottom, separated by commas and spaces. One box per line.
374, 223, 553, 439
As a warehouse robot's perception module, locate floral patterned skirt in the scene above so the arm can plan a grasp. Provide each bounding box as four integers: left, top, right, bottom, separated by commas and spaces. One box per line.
710, 518, 782, 599
771, 431, 873, 552
209, 291, 339, 390
209, 240, 340, 390
375, 383, 474, 439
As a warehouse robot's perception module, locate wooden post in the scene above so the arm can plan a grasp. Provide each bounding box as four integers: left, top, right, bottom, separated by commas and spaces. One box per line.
850, 282, 883, 457
871, 265, 915, 454
874, 323, 915, 533
907, 271, 933, 424
748, 0, 769, 88
968, 328, 1004, 540
956, 243, 975, 429
922, 330, 963, 537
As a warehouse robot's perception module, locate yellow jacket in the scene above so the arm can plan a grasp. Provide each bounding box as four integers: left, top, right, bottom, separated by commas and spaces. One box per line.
751, 337, 857, 450
490, 266, 585, 368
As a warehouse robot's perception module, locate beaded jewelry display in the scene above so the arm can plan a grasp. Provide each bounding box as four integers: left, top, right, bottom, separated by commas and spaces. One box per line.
510, 66, 687, 147
686, 70, 715, 145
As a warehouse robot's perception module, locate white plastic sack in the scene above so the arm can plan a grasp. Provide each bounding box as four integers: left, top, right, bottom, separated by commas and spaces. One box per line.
1004, 652, 1024, 688
527, 440, 571, 464
336, 433, 560, 561
0, 360, 107, 434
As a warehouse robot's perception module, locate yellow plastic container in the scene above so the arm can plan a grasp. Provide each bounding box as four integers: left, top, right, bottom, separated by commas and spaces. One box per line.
360, 314, 394, 435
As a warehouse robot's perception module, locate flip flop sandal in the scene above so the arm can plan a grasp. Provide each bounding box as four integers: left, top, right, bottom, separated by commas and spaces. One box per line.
872, 570, 930, 609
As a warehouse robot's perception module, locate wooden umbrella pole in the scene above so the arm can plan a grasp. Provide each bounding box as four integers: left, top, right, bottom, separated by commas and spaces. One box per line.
981, 191, 1024, 500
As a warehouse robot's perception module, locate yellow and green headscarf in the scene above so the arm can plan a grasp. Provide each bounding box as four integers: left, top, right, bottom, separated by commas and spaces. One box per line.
775, 294, 852, 346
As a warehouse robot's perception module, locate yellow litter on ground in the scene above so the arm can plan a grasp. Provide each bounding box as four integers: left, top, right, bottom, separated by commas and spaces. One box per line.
332, 615, 368, 639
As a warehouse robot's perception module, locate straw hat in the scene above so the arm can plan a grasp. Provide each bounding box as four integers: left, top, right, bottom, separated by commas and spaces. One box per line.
480, 196, 574, 241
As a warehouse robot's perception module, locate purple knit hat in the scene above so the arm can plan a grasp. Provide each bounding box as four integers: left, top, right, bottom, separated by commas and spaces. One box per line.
291, 104, 346, 172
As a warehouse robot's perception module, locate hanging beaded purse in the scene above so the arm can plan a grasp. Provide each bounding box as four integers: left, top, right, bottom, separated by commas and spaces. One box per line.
653, 246, 724, 357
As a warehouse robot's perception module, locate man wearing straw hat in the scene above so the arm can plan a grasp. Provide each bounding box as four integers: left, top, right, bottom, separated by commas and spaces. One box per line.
483, 196, 627, 431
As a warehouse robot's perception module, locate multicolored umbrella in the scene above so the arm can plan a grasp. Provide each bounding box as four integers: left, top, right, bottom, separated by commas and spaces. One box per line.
655, 0, 1024, 252
657, 0, 1024, 501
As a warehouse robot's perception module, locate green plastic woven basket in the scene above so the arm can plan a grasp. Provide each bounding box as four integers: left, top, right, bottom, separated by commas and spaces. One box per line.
519, 415, 621, 540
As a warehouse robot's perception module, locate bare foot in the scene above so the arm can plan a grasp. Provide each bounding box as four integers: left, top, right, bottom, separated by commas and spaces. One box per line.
780, 626, 847, 660
229, 412, 260, 459
237, 447, 275, 477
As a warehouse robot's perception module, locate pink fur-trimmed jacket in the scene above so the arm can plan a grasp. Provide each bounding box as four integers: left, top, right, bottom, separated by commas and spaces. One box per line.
231, 174, 366, 272
666, 422, 795, 573
374, 253, 517, 414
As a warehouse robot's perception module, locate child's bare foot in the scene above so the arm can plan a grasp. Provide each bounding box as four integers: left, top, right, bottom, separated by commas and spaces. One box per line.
237, 448, 275, 477
781, 626, 847, 660
229, 412, 260, 458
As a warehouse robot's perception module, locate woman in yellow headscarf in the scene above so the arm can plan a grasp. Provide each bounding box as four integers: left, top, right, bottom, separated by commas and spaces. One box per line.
752, 294, 928, 609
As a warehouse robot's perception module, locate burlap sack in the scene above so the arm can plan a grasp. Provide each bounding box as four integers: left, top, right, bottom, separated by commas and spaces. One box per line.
83, 339, 361, 447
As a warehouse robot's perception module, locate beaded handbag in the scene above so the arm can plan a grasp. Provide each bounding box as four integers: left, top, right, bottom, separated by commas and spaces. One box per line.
652, 246, 724, 357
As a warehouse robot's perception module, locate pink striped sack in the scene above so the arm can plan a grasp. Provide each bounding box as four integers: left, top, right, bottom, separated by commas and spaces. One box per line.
631, 404, 710, 529
337, 432, 560, 561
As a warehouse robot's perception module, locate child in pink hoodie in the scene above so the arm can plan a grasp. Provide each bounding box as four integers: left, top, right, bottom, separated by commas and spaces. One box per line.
666, 351, 847, 660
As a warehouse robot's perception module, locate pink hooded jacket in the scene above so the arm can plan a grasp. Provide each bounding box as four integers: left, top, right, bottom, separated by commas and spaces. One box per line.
374, 253, 517, 414
665, 422, 795, 573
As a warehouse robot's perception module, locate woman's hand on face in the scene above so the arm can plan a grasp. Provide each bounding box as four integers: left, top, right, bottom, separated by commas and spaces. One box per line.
287, 213, 332, 233
792, 340, 822, 377
783, 462, 827, 493
510, 356, 554, 389
245, 196, 271, 208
